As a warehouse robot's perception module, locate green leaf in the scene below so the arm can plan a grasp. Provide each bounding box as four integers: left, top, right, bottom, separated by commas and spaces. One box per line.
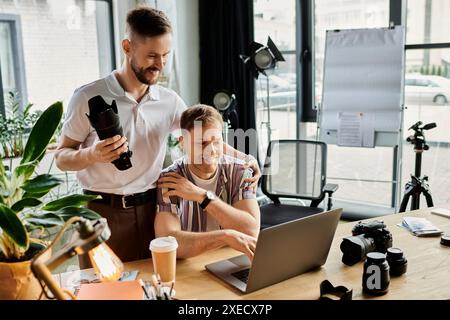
22, 103, 34, 118
25, 212, 64, 228
11, 198, 42, 212
13, 159, 38, 182
21, 101, 63, 165
0, 204, 28, 248
23, 191, 51, 199
55, 206, 102, 221
21, 174, 62, 194
41, 194, 100, 212
0, 159, 5, 176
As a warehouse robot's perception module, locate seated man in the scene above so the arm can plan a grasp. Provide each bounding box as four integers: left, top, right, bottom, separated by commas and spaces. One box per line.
155, 104, 260, 261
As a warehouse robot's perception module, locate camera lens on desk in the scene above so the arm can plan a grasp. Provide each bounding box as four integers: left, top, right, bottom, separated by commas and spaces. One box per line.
386, 248, 407, 277
441, 234, 450, 247
362, 252, 390, 296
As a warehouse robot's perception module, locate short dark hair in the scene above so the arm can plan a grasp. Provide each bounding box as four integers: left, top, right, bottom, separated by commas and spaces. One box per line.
126, 6, 172, 38
181, 105, 223, 131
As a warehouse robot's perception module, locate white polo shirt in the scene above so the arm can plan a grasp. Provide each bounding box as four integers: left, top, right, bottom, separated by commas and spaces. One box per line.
61, 72, 187, 195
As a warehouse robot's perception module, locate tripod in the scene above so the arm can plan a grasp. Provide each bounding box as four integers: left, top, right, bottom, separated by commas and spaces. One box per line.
399, 121, 436, 212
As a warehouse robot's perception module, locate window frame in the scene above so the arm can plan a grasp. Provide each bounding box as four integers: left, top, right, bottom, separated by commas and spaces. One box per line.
297, 0, 316, 126
0, 13, 27, 115
0, 0, 116, 115
95, 0, 117, 76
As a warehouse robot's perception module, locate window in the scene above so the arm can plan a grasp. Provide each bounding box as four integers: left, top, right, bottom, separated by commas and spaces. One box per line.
0, 0, 115, 112
403, 56, 450, 208
312, 1, 450, 210
254, 0, 297, 155
402, 0, 450, 209
406, 0, 450, 45
0, 14, 26, 113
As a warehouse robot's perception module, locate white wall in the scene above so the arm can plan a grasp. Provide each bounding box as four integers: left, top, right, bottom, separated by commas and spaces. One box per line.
112, 0, 200, 106
175, 0, 200, 106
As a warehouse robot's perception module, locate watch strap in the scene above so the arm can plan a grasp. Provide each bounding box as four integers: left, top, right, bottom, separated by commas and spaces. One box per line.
200, 193, 211, 209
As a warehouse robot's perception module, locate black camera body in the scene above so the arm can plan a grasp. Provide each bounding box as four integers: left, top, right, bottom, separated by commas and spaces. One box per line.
340, 220, 393, 266
86, 95, 133, 171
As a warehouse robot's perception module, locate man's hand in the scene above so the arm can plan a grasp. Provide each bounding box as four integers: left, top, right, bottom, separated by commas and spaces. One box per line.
87, 135, 128, 163
158, 172, 206, 202
223, 229, 257, 261
244, 156, 261, 193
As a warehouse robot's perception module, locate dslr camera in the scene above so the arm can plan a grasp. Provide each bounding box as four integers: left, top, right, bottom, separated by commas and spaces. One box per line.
86, 95, 133, 171
340, 220, 393, 266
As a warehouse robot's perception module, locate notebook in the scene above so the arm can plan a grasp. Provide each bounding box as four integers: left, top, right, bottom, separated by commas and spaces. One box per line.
398, 217, 442, 237
76, 280, 144, 300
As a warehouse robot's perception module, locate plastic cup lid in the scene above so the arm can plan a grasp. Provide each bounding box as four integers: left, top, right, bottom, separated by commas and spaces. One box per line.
150, 236, 178, 252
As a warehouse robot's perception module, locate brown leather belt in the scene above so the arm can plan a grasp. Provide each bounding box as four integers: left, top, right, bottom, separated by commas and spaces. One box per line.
83, 188, 157, 209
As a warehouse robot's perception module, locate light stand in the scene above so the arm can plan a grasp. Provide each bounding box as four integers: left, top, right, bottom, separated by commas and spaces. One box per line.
212, 91, 238, 144
262, 75, 272, 145
399, 121, 436, 212
241, 36, 285, 144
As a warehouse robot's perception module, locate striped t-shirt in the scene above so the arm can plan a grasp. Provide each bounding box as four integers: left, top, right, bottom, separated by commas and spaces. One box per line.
156, 155, 256, 232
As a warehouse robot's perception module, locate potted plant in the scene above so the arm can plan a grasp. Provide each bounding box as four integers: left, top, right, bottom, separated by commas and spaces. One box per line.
0, 92, 40, 161
163, 133, 183, 168
0, 101, 101, 300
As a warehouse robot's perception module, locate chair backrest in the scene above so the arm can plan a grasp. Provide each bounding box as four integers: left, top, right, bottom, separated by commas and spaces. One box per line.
261, 140, 327, 203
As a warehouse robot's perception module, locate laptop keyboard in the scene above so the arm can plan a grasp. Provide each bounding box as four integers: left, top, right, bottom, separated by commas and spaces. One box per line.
232, 268, 250, 283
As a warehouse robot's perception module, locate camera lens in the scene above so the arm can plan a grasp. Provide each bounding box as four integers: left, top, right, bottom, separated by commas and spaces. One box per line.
386, 248, 407, 277
362, 252, 390, 296
440, 234, 450, 247
340, 235, 376, 266
86, 96, 133, 171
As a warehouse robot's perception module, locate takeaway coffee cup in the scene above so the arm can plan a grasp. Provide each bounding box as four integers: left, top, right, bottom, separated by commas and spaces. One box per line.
149, 236, 178, 284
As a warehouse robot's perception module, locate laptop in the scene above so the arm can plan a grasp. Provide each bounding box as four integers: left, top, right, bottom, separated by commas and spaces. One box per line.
205, 208, 342, 293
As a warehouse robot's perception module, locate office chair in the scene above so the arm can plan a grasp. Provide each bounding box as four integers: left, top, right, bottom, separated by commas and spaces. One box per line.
259, 140, 338, 229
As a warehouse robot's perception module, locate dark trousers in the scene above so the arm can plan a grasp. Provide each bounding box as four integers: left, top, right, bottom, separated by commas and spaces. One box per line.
79, 199, 156, 270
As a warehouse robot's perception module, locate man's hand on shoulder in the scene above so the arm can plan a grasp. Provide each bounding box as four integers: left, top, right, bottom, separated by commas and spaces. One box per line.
158, 172, 206, 202
243, 155, 261, 193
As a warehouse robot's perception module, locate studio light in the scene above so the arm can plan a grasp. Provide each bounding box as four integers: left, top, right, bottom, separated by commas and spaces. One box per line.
241, 37, 285, 144
212, 90, 239, 143
240, 36, 285, 78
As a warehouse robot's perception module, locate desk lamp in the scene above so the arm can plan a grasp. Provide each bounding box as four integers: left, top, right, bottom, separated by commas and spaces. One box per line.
31, 216, 123, 300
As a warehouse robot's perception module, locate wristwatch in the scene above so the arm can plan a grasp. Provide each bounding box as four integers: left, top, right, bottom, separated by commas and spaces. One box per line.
200, 191, 216, 209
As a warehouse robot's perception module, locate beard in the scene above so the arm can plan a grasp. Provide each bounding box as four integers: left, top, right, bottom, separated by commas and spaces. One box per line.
130, 59, 160, 85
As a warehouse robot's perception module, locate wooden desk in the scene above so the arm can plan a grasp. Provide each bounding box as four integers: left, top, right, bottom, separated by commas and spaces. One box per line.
125, 208, 450, 300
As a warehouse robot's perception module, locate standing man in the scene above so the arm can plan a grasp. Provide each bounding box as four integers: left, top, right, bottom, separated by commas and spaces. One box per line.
55, 7, 260, 265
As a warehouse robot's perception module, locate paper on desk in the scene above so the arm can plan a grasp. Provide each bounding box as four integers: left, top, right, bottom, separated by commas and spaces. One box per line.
57, 268, 139, 295
337, 112, 362, 147
397, 217, 442, 237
